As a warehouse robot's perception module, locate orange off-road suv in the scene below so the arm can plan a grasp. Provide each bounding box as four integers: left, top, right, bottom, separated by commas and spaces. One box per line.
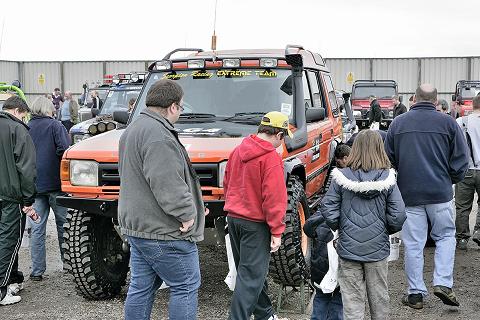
58, 45, 343, 299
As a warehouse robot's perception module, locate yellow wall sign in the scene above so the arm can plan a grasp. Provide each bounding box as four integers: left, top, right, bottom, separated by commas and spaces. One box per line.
346, 72, 354, 85
38, 74, 46, 85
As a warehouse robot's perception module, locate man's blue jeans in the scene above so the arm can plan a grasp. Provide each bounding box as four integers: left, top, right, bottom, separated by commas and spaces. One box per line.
311, 289, 343, 320
402, 201, 456, 296
30, 192, 67, 276
124, 236, 201, 320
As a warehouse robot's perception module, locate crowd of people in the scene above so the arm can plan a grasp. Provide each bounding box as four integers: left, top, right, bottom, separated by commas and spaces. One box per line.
0, 80, 479, 320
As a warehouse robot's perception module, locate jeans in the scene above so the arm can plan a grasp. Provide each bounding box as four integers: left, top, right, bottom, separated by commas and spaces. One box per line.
30, 192, 67, 276
455, 169, 480, 239
338, 258, 388, 320
403, 202, 456, 295
124, 236, 201, 320
227, 217, 274, 320
311, 289, 343, 320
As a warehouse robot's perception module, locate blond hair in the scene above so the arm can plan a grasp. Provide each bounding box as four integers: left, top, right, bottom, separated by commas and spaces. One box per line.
346, 130, 391, 171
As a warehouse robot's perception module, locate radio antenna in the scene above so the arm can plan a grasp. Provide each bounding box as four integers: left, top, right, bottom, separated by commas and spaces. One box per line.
211, 0, 218, 51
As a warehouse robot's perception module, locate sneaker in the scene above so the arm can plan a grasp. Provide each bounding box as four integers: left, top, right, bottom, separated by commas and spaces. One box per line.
433, 286, 460, 306
456, 238, 468, 250
402, 293, 423, 309
29, 274, 42, 281
0, 292, 21, 306
472, 230, 480, 246
7, 283, 23, 295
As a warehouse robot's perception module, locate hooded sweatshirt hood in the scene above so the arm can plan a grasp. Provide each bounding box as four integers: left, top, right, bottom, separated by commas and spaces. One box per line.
238, 134, 276, 162
331, 167, 397, 199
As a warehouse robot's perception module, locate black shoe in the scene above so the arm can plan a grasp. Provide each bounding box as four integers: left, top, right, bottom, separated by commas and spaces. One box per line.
29, 274, 43, 281
433, 286, 459, 306
402, 293, 423, 309
456, 239, 468, 250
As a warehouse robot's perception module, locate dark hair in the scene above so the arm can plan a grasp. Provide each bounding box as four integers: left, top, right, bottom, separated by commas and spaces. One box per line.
335, 144, 351, 159
257, 124, 286, 137
54, 88, 60, 92
2, 96, 30, 112
473, 94, 480, 110
146, 79, 183, 108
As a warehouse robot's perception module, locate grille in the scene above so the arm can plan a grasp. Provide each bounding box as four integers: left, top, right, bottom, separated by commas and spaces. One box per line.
97, 163, 218, 187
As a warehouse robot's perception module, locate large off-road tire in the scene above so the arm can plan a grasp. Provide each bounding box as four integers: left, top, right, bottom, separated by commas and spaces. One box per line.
63, 210, 129, 300
270, 175, 311, 286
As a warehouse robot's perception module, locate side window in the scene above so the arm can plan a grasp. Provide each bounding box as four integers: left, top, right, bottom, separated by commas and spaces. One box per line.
302, 73, 312, 109
306, 70, 323, 109
323, 74, 340, 117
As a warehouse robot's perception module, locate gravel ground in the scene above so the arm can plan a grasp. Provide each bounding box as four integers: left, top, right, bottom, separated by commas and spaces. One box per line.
1, 198, 478, 320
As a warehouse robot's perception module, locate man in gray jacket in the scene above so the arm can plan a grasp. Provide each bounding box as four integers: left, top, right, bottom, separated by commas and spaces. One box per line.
119, 79, 205, 320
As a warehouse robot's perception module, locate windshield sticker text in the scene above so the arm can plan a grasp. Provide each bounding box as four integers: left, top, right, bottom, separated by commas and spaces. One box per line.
192, 71, 214, 79
216, 70, 251, 77
281, 103, 292, 116
163, 73, 188, 80
179, 128, 222, 135
256, 70, 277, 78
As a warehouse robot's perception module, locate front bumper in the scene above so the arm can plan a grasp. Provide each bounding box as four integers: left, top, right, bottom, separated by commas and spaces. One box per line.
56, 195, 226, 219
56, 195, 118, 218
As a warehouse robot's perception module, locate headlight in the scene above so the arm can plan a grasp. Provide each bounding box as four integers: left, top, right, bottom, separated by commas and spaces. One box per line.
70, 160, 98, 186
353, 110, 362, 118
218, 161, 228, 188
389, 111, 394, 117
72, 134, 91, 144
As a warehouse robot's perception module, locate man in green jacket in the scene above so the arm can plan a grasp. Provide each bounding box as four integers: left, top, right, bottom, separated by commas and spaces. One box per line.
0, 96, 37, 306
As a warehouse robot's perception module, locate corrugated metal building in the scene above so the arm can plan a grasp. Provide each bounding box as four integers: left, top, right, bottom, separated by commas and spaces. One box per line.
1, 56, 480, 104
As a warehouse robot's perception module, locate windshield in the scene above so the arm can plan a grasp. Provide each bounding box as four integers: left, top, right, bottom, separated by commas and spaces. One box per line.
353, 86, 396, 99
132, 69, 294, 121
460, 87, 480, 98
100, 88, 140, 115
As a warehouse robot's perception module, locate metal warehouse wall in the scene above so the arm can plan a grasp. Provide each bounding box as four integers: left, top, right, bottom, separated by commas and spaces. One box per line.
2, 57, 480, 103
0, 61, 19, 84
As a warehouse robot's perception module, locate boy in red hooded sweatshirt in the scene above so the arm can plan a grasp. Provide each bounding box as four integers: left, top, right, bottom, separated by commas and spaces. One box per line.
224, 111, 292, 320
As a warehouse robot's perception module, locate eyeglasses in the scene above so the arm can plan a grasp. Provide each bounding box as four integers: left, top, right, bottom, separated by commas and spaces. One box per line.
175, 102, 184, 112
278, 132, 285, 140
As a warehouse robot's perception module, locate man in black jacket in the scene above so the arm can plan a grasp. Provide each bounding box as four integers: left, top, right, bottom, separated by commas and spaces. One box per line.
392, 95, 407, 118
0, 96, 37, 306
368, 95, 382, 128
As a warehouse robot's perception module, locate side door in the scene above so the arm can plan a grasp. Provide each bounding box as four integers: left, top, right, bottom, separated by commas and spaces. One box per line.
303, 70, 333, 198
321, 73, 342, 139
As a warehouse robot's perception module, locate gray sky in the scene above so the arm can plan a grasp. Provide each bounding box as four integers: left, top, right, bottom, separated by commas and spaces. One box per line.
0, 0, 477, 61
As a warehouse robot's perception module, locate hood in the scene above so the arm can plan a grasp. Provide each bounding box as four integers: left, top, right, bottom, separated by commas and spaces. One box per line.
237, 135, 275, 162
331, 167, 396, 199
65, 128, 247, 164
0, 111, 29, 130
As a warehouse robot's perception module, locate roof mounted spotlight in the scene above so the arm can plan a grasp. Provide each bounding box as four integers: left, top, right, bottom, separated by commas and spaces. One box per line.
260, 58, 277, 68
112, 75, 120, 84
154, 60, 172, 71
130, 73, 139, 82
187, 59, 205, 69
223, 59, 240, 68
